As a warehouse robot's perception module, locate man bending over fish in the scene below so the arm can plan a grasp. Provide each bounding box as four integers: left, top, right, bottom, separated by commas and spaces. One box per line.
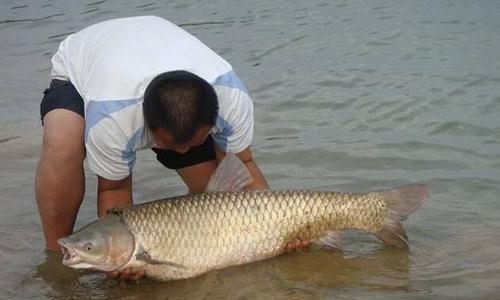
35, 16, 272, 280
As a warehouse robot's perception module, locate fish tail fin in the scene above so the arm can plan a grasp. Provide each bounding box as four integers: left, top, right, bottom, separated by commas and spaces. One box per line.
374, 184, 428, 249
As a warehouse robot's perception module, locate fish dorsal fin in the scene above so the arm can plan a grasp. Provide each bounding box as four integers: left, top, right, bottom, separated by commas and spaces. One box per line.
205, 154, 253, 192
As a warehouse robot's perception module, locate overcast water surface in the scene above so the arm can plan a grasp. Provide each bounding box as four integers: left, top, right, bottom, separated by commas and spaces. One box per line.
1, 1, 500, 299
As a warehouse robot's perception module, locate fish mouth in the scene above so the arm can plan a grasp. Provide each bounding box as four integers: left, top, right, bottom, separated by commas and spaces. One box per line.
57, 239, 83, 266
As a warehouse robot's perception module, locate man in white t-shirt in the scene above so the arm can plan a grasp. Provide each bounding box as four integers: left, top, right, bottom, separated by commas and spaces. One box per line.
35, 16, 269, 276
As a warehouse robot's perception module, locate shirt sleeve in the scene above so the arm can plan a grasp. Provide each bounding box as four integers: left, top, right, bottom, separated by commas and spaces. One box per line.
212, 85, 254, 153
50, 38, 71, 81
85, 118, 135, 181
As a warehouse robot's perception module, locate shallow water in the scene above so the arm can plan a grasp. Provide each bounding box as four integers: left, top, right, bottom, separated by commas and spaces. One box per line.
1, 0, 500, 299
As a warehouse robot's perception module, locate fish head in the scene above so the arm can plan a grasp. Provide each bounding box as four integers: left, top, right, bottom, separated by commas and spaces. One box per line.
57, 213, 136, 272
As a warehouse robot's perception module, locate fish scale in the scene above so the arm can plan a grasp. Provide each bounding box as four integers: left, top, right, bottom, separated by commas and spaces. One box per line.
120, 189, 389, 280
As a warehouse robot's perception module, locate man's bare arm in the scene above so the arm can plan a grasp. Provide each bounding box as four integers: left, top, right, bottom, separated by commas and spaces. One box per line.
215, 146, 269, 190
176, 146, 268, 193
97, 175, 145, 281
97, 175, 133, 217
176, 160, 218, 194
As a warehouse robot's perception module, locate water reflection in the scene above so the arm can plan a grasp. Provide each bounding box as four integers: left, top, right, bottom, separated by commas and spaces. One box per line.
35, 251, 116, 299
2, 0, 500, 299
274, 248, 410, 294
34, 245, 411, 300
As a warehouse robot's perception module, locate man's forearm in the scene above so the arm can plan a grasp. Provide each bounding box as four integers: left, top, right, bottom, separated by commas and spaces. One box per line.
97, 189, 133, 217
97, 175, 133, 217
244, 160, 269, 190
216, 146, 269, 191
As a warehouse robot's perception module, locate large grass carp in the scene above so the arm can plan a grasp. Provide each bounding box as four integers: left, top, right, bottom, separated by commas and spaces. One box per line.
58, 155, 427, 281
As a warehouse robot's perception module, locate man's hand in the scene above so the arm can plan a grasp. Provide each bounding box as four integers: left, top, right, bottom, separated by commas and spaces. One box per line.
107, 268, 145, 282
285, 239, 312, 253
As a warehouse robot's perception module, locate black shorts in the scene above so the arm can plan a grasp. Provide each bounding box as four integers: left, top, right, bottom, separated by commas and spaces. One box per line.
40, 79, 85, 120
40, 79, 215, 170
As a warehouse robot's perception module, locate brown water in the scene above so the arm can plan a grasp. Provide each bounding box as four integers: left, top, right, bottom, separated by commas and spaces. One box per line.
1, 1, 500, 299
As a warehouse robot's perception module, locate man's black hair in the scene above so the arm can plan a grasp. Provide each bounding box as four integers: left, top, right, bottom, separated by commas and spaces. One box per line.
143, 70, 218, 143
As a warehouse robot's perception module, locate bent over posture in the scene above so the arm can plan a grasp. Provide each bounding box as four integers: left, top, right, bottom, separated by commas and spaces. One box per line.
35, 16, 269, 259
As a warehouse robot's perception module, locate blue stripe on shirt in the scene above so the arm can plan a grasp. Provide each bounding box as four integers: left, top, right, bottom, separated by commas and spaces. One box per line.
85, 98, 142, 140
122, 127, 143, 173
212, 115, 234, 152
212, 70, 248, 94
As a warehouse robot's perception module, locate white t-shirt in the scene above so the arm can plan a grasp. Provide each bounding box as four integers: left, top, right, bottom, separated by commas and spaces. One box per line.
51, 16, 254, 180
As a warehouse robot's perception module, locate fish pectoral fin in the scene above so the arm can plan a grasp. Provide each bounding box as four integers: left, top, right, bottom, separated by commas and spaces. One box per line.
205, 153, 253, 192
314, 231, 343, 250
136, 252, 186, 269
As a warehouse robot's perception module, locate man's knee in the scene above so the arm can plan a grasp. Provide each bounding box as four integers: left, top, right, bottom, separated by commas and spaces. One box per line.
41, 109, 85, 168
42, 136, 85, 169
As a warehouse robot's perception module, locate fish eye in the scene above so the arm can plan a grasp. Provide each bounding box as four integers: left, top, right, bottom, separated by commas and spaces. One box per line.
84, 242, 93, 252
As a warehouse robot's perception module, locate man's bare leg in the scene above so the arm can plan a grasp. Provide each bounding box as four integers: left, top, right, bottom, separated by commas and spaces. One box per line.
35, 109, 86, 251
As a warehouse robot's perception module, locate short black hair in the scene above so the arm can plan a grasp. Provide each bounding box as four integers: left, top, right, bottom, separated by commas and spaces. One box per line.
143, 70, 218, 143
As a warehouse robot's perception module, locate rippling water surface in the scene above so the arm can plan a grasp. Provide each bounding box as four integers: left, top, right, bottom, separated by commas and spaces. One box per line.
1, 1, 500, 299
